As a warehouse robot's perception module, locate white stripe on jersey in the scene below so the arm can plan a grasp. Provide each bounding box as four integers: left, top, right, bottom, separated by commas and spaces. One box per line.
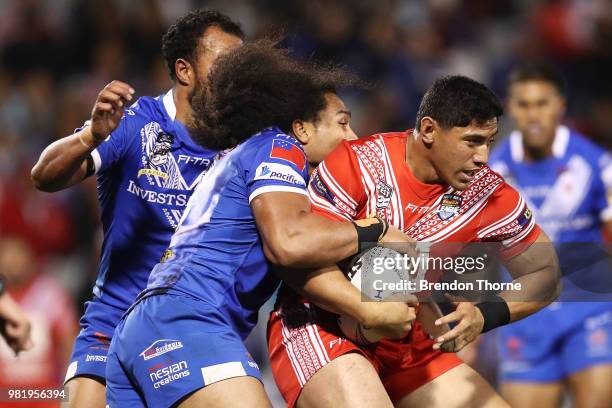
308, 184, 352, 220
477, 196, 524, 238
249, 185, 308, 203
503, 216, 536, 247
357, 158, 377, 217
318, 161, 358, 209
379, 137, 404, 227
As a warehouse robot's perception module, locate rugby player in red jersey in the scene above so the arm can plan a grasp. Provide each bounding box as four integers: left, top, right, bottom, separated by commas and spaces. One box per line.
268, 76, 561, 408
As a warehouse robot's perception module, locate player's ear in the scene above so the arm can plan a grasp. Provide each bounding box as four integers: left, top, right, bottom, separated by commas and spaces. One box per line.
419, 117, 436, 144
292, 120, 311, 145
174, 58, 193, 86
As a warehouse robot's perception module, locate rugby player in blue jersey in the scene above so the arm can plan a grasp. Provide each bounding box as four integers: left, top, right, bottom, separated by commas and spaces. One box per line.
490, 64, 612, 408
105, 40, 416, 408
31, 10, 244, 408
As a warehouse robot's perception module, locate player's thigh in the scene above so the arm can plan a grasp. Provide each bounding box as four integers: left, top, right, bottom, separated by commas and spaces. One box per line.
397, 363, 509, 408
297, 353, 393, 408
62, 376, 106, 408
177, 376, 271, 408
500, 382, 563, 408
567, 364, 612, 408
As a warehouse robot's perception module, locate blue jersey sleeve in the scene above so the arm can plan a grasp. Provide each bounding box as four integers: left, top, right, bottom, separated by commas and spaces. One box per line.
244, 133, 309, 203
87, 116, 132, 174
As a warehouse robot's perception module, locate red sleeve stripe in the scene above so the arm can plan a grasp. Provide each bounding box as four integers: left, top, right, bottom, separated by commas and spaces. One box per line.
307, 184, 352, 221
502, 216, 536, 247
318, 161, 358, 209
477, 195, 525, 238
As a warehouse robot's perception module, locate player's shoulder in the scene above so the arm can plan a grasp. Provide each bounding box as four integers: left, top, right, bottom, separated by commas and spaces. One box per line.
566, 127, 607, 159
241, 127, 301, 151
346, 129, 410, 148
121, 93, 169, 124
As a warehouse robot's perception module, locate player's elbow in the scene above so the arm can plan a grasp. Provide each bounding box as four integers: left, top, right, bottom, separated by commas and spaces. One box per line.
30, 164, 59, 192
264, 239, 310, 268
30, 163, 50, 191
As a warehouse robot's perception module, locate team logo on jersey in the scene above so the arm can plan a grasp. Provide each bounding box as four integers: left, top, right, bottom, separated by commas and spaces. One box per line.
138, 131, 173, 181
138, 122, 206, 191
376, 181, 393, 209
140, 339, 183, 361
270, 138, 306, 171
437, 194, 462, 220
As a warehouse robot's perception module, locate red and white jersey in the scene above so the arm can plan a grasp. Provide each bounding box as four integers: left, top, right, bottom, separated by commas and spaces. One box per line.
309, 131, 540, 259
0, 274, 78, 392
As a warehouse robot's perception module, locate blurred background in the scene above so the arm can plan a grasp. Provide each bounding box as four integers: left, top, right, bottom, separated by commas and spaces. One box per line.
0, 0, 610, 406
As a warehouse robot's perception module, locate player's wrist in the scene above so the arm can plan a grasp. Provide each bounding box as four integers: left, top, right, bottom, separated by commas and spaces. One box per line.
79, 126, 104, 149
474, 295, 510, 333
352, 216, 389, 252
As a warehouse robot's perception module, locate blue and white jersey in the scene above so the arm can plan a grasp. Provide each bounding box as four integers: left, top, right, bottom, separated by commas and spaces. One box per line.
146, 127, 309, 339
490, 125, 612, 306
490, 125, 612, 243
87, 90, 217, 322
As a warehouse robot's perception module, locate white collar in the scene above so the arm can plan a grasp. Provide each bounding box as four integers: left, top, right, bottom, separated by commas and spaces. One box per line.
509, 125, 570, 162
162, 89, 177, 121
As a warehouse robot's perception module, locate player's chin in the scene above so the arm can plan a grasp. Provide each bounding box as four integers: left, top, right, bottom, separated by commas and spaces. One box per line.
449, 177, 470, 191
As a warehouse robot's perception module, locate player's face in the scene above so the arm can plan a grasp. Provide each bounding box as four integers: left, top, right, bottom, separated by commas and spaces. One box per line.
432, 119, 497, 190
508, 80, 565, 151
303, 93, 356, 167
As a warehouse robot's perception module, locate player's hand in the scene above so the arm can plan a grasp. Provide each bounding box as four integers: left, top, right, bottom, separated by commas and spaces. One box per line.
378, 224, 420, 259
432, 300, 484, 352
361, 298, 417, 340
0, 294, 33, 355
87, 80, 135, 145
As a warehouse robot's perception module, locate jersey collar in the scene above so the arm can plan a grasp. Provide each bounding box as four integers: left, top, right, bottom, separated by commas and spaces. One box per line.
162, 89, 177, 121
509, 125, 570, 162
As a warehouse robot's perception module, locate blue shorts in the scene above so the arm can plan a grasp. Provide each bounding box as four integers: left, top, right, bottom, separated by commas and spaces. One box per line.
499, 303, 612, 382
105, 291, 261, 408
65, 299, 124, 384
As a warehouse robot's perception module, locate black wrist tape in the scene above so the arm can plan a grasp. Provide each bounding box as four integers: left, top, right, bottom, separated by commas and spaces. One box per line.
353, 217, 388, 251
475, 295, 510, 333
85, 155, 96, 178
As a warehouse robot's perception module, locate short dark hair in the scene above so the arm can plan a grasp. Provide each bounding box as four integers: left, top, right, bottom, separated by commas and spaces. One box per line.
415, 75, 503, 130
507, 63, 566, 95
190, 40, 359, 150
161, 9, 244, 80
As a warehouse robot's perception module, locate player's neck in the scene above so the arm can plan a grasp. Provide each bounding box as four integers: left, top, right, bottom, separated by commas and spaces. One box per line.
173, 85, 193, 125
522, 144, 554, 162
521, 133, 555, 162
405, 133, 444, 185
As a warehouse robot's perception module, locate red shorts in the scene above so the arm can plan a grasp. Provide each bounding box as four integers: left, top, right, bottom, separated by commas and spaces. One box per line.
267, 303, 462, 407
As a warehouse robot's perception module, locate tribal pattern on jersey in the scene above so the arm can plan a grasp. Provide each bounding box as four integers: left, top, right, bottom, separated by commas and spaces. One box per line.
309, 131, 539, 258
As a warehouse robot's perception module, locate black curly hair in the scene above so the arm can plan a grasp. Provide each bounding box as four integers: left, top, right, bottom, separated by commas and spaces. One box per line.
415, 75, 503, 130
161, 9, 244, 80
190, 39, 361, 150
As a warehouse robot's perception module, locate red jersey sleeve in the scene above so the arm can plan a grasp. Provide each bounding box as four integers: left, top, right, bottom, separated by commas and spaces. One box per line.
477, 182, 540, 260
308, 141, 366, 221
